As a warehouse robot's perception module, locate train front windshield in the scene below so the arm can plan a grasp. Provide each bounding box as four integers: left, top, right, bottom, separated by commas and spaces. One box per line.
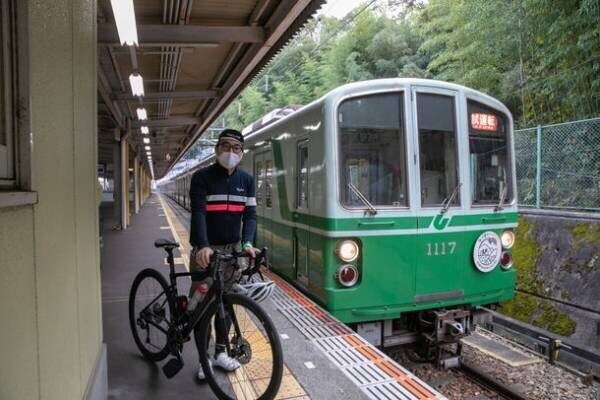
467, 100, 513, 205
337, 93, 408, 208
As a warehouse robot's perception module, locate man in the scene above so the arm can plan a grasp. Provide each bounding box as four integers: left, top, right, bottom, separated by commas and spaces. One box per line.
189, 128, 257, 380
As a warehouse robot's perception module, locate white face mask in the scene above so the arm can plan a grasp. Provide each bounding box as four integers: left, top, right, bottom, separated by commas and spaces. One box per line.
217, 151, 241, 170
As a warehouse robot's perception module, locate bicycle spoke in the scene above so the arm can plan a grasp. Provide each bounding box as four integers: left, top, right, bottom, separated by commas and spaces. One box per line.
130, 270, 173, 361
204, 298, 279, 400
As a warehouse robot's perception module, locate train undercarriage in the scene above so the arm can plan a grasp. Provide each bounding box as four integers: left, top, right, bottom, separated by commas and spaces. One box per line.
352, 306, 493, 368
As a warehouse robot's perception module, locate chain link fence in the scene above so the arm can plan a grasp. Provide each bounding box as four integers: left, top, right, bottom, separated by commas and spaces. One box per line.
515, 117, 600, 211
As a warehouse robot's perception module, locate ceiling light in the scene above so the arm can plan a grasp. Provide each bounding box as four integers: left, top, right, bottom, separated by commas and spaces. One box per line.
143, 138, 150, 144
110, 0, 139, 46
145, 145, 151, 151
136, 108, 147, 120
140, 126, 149, 134
129, 73, 144, 96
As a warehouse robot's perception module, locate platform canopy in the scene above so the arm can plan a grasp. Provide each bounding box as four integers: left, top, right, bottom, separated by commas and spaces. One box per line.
97, 0, 324, 178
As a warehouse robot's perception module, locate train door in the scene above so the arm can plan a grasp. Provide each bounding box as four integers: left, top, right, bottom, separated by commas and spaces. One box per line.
254, 155, 265, 246
293, 139, 310, 287
412, 87, 464, 300
263, 156, 273, 251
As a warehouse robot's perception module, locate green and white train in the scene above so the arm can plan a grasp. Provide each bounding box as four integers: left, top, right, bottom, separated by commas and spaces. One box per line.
162, 78, 518, 350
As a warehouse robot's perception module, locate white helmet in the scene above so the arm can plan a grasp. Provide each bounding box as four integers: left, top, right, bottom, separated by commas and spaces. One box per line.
234, 278, 275, 303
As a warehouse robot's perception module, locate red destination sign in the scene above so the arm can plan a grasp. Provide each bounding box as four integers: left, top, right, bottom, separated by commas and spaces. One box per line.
471, 113, 498, 131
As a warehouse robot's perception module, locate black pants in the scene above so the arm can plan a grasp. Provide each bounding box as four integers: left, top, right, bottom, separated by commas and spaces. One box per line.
194, 306, 233, 361
189, 243, 240, 363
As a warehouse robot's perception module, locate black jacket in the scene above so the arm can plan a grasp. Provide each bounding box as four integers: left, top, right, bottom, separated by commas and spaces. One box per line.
189, 162, 257, 248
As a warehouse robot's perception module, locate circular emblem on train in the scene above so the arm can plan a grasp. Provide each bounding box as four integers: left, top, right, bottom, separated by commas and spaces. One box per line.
473, 231, 501, 273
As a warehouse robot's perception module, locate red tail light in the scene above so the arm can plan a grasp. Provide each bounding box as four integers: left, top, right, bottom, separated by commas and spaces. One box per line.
500, 252, 513, 269
335, 265, 359, 287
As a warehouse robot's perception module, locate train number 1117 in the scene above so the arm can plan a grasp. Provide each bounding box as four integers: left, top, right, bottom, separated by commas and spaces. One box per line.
426, 242, 456, 256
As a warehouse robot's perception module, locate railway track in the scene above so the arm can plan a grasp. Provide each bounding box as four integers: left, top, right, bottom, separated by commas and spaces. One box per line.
458, 362, 529, 400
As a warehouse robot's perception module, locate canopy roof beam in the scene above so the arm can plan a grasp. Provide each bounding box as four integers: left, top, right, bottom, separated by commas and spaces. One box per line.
98, 24, 266, 46
113, 90, 219, 101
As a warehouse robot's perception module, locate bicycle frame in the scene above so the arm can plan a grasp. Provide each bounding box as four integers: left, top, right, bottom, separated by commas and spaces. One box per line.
162, 247, 266, 351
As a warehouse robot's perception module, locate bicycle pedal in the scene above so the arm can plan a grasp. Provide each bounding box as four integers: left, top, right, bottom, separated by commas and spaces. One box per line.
162, 358, 184, 379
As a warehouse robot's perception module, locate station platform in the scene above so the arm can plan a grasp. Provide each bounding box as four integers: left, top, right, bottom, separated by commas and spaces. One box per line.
101, 194, 447, 400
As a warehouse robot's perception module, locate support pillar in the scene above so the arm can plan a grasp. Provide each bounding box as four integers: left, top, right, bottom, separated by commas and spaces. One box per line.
120, 138, 129, 229
134, 156, 140, 214
112, 142, 122, 227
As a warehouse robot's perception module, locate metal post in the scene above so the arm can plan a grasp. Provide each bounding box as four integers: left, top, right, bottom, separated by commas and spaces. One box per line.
535, 125, 542, 208
548, 339, 561, 365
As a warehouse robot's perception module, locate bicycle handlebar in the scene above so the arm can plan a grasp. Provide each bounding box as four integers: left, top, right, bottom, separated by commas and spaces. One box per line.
210, 247, 270, 271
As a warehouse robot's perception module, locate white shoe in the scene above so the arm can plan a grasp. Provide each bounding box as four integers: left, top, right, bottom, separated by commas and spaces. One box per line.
213, 352, 241, 371
197, 358, 213, 380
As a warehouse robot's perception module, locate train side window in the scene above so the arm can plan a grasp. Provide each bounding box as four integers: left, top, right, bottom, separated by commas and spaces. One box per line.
297, 142, 309, 209
467, 100, 513, 205
265, 159, 273, 208
338, 92, 408, 207
417, 93, 460, 207
255, 160, 263, 207
0, 0, 15, 185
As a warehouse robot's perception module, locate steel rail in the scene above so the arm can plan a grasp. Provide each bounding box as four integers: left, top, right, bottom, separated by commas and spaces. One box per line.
459, 363, 530, 400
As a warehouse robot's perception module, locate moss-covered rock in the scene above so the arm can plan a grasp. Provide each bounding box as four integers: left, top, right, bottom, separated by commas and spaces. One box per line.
571, 223, 600, 250
512, 218, 542, 292
499, 217, 577, 337
533, 301, 577, 336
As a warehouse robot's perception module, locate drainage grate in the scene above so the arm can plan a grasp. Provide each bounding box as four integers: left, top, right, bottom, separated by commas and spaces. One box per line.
313, 336, 356, 352
299, 324, 340, 340
320, 347, 368, 368
361, 381, 420, 400
342, 363, 393, 386
279, 308, 324, 329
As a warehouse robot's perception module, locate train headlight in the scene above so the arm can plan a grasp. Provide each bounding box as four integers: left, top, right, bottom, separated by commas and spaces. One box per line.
501, 230, 515, 249
335, 265, 359, 287
336, 240, 359, 262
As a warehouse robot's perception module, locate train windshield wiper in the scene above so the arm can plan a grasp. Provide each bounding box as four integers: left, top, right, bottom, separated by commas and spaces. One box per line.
440, 182, 462, 214
347, 183, 378, 216
494, 185, 508, 212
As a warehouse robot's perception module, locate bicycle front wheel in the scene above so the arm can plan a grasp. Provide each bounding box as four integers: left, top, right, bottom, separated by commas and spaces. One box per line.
128, 268, 175, 361
199, 293, 283, 400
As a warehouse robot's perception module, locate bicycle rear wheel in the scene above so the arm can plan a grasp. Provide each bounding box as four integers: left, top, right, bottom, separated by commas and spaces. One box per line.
199, 293, 283, 400
129, 268, 175, 361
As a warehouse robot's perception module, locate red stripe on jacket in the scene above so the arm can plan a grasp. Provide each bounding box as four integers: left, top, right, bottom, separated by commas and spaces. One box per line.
206, 204, 245, 212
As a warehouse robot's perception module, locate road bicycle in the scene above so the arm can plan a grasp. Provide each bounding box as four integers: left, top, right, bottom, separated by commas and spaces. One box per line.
128, 239, 283, 400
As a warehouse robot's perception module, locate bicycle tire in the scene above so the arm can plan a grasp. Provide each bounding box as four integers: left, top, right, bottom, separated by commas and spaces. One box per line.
129, 268, 175, 362
198, 293, 283, 400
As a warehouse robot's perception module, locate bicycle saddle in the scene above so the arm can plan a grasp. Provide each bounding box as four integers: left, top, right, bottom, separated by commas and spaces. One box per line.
154, 238, 180, 249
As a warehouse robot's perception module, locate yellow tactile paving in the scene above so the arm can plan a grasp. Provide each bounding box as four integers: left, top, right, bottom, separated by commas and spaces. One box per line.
163, 257, 185, 266
157, 195, 309, 399
157, 194, 191, 270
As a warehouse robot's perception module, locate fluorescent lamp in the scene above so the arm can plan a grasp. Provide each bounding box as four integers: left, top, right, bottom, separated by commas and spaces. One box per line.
140, 126, 149, 134
110, 0, 139, 46
129, 73, 144, 96
145, 145, 151, 151
143, 138, 150, 144
136, 108, 147, 120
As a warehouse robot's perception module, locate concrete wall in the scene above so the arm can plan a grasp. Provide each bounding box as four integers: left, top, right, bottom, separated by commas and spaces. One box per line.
0, 1, 103, 399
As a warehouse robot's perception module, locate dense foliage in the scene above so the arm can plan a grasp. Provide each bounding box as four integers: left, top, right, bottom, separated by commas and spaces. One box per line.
213, 0, 599, 134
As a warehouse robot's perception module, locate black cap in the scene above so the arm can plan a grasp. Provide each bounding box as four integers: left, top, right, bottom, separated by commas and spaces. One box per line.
218, 129, 244, 145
